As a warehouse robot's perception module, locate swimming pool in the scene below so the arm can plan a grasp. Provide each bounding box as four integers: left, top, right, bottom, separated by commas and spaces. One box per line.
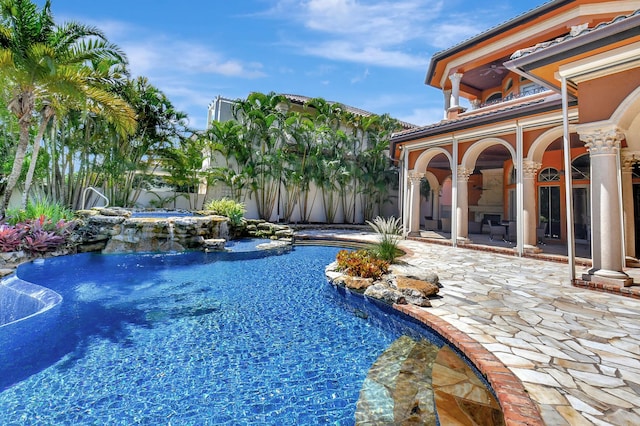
130, 210, 194, 218
0, 245, 448, 424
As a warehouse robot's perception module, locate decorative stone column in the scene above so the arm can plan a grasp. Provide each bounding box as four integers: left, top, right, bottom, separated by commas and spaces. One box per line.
408, 171, 424, 236
432, 185, 441, 221
447, 73, 465, 120
456, 167, 473, 243
523, 160, 542, 252
443, 89, 451, 120
621, 153, 637, 260
580, 126, 631, 285
449, 73, 463, 107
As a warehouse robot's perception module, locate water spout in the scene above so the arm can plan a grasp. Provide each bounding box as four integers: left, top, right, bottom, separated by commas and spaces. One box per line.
167, 221, 175, 252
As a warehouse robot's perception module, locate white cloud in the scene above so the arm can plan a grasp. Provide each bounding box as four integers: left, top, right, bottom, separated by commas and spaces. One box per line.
266, 0, 497, 69
426, 21, 487, 50
350, 68, 370, 84
120, 39, 266, 80
304, 42, 427, 69
398, 107, 444, 127
283, 0, 440, 44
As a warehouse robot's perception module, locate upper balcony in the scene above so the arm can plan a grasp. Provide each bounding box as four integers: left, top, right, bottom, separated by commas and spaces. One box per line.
425, 0, 640, 121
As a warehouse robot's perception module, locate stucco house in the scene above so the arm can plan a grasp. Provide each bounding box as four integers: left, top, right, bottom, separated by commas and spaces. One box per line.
391, 0, 640, 287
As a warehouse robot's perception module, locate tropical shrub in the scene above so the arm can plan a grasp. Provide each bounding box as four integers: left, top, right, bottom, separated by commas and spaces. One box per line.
0, 215, 75, 254
335, 249, 389, 279
6, 197, 74, 227
0, 224, 24, 252
366, 216, 403, 263
204, 198, 246, 226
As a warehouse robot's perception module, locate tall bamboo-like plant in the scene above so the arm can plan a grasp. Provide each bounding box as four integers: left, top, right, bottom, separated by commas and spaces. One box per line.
0, 93, 19, 198
204, 119, 247, 202
157, 136, 206, 209
306, 98, 347, 223
0, 0, 136, 215
233, 92, 289, 220
348, 114, 380, 223
280, 111, 313, 222
359, 114, 402, 220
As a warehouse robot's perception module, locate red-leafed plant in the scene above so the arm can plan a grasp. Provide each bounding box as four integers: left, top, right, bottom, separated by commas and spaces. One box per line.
335, 249, 389, 279
0, 224, 25, 252
0, 215, 74, 254
20, 216, 68, 254
23, 231, 65, 254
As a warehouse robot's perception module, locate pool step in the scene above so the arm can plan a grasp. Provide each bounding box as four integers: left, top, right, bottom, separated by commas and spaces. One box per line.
293, 238, 371, 249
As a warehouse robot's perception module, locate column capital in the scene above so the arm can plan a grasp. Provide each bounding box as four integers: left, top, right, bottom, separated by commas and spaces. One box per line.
522, 160, 542, 178
407, 171, 424, 184
449, 72, 463, 84
578, 125, 625, 155
621, 150, 640, 171
457, 167, 473, 182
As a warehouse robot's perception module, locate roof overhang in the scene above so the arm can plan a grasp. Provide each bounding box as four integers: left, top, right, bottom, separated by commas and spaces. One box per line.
504, 11, 640, 95
390, 95, 577, 159
425, 0, 574, 88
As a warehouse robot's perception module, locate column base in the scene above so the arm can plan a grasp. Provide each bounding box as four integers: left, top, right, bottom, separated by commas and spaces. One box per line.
523, 245, 543, 254
456, 237, 472, 245
408, 231, 421, 237
626, 256, 640, 268
582, 269, 633, 287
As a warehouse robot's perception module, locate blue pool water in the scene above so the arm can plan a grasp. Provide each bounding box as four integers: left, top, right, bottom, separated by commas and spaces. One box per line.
130, 210, 194, 218
0, 246, 442, 425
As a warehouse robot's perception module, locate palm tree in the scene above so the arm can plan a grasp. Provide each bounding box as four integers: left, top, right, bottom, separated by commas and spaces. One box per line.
280, 111, 315, 222
304, 97, 347, 223
233, 91, 289, 220
0, 0, 135, 215
359, 114, 402, 220
105, 76, 187, 207
203, 119, 247, 202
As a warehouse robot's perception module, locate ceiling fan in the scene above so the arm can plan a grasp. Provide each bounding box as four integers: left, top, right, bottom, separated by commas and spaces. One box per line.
480, 64, 507, 77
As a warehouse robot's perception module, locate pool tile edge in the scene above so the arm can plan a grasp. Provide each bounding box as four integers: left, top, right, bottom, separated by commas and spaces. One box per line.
393, 303, 545, 426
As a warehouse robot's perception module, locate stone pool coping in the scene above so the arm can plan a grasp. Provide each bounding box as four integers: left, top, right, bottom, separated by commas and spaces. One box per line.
391, 242, 542, 424
296, 231, 543, 424
393, 240, 542, 423
394, 304, 544, 426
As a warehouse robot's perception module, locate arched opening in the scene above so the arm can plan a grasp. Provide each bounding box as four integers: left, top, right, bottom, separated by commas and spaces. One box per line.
462, 140, 514, 238
413, 149, 453, 234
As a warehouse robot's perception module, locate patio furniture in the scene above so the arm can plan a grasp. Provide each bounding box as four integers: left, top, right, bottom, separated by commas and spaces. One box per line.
488, 220, 506, 241
537, 223, 547, 245
424, 218, 439, 231
468, 221, 482, 234
507, 221, 517, 242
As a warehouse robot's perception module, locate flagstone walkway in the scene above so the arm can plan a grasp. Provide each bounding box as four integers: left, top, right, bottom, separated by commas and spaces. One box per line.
297, 230, 640, 425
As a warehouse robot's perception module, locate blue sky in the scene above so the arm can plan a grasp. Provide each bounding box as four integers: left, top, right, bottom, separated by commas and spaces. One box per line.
38, 0, 544, 129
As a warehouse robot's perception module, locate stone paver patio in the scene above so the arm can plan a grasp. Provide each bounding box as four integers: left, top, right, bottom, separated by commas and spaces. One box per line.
298, 230, 640, 425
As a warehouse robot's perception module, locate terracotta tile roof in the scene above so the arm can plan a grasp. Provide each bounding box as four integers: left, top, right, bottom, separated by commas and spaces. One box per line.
391, 93, 561, 141
511, 8, 640, 59
281, 94, 417, 130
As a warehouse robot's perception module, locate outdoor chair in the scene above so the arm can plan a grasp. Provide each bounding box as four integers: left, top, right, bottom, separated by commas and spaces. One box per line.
536, 223, 547, 245
488, 220, 506, 241
468, 221, 482, 234
507, 221, 517, 242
